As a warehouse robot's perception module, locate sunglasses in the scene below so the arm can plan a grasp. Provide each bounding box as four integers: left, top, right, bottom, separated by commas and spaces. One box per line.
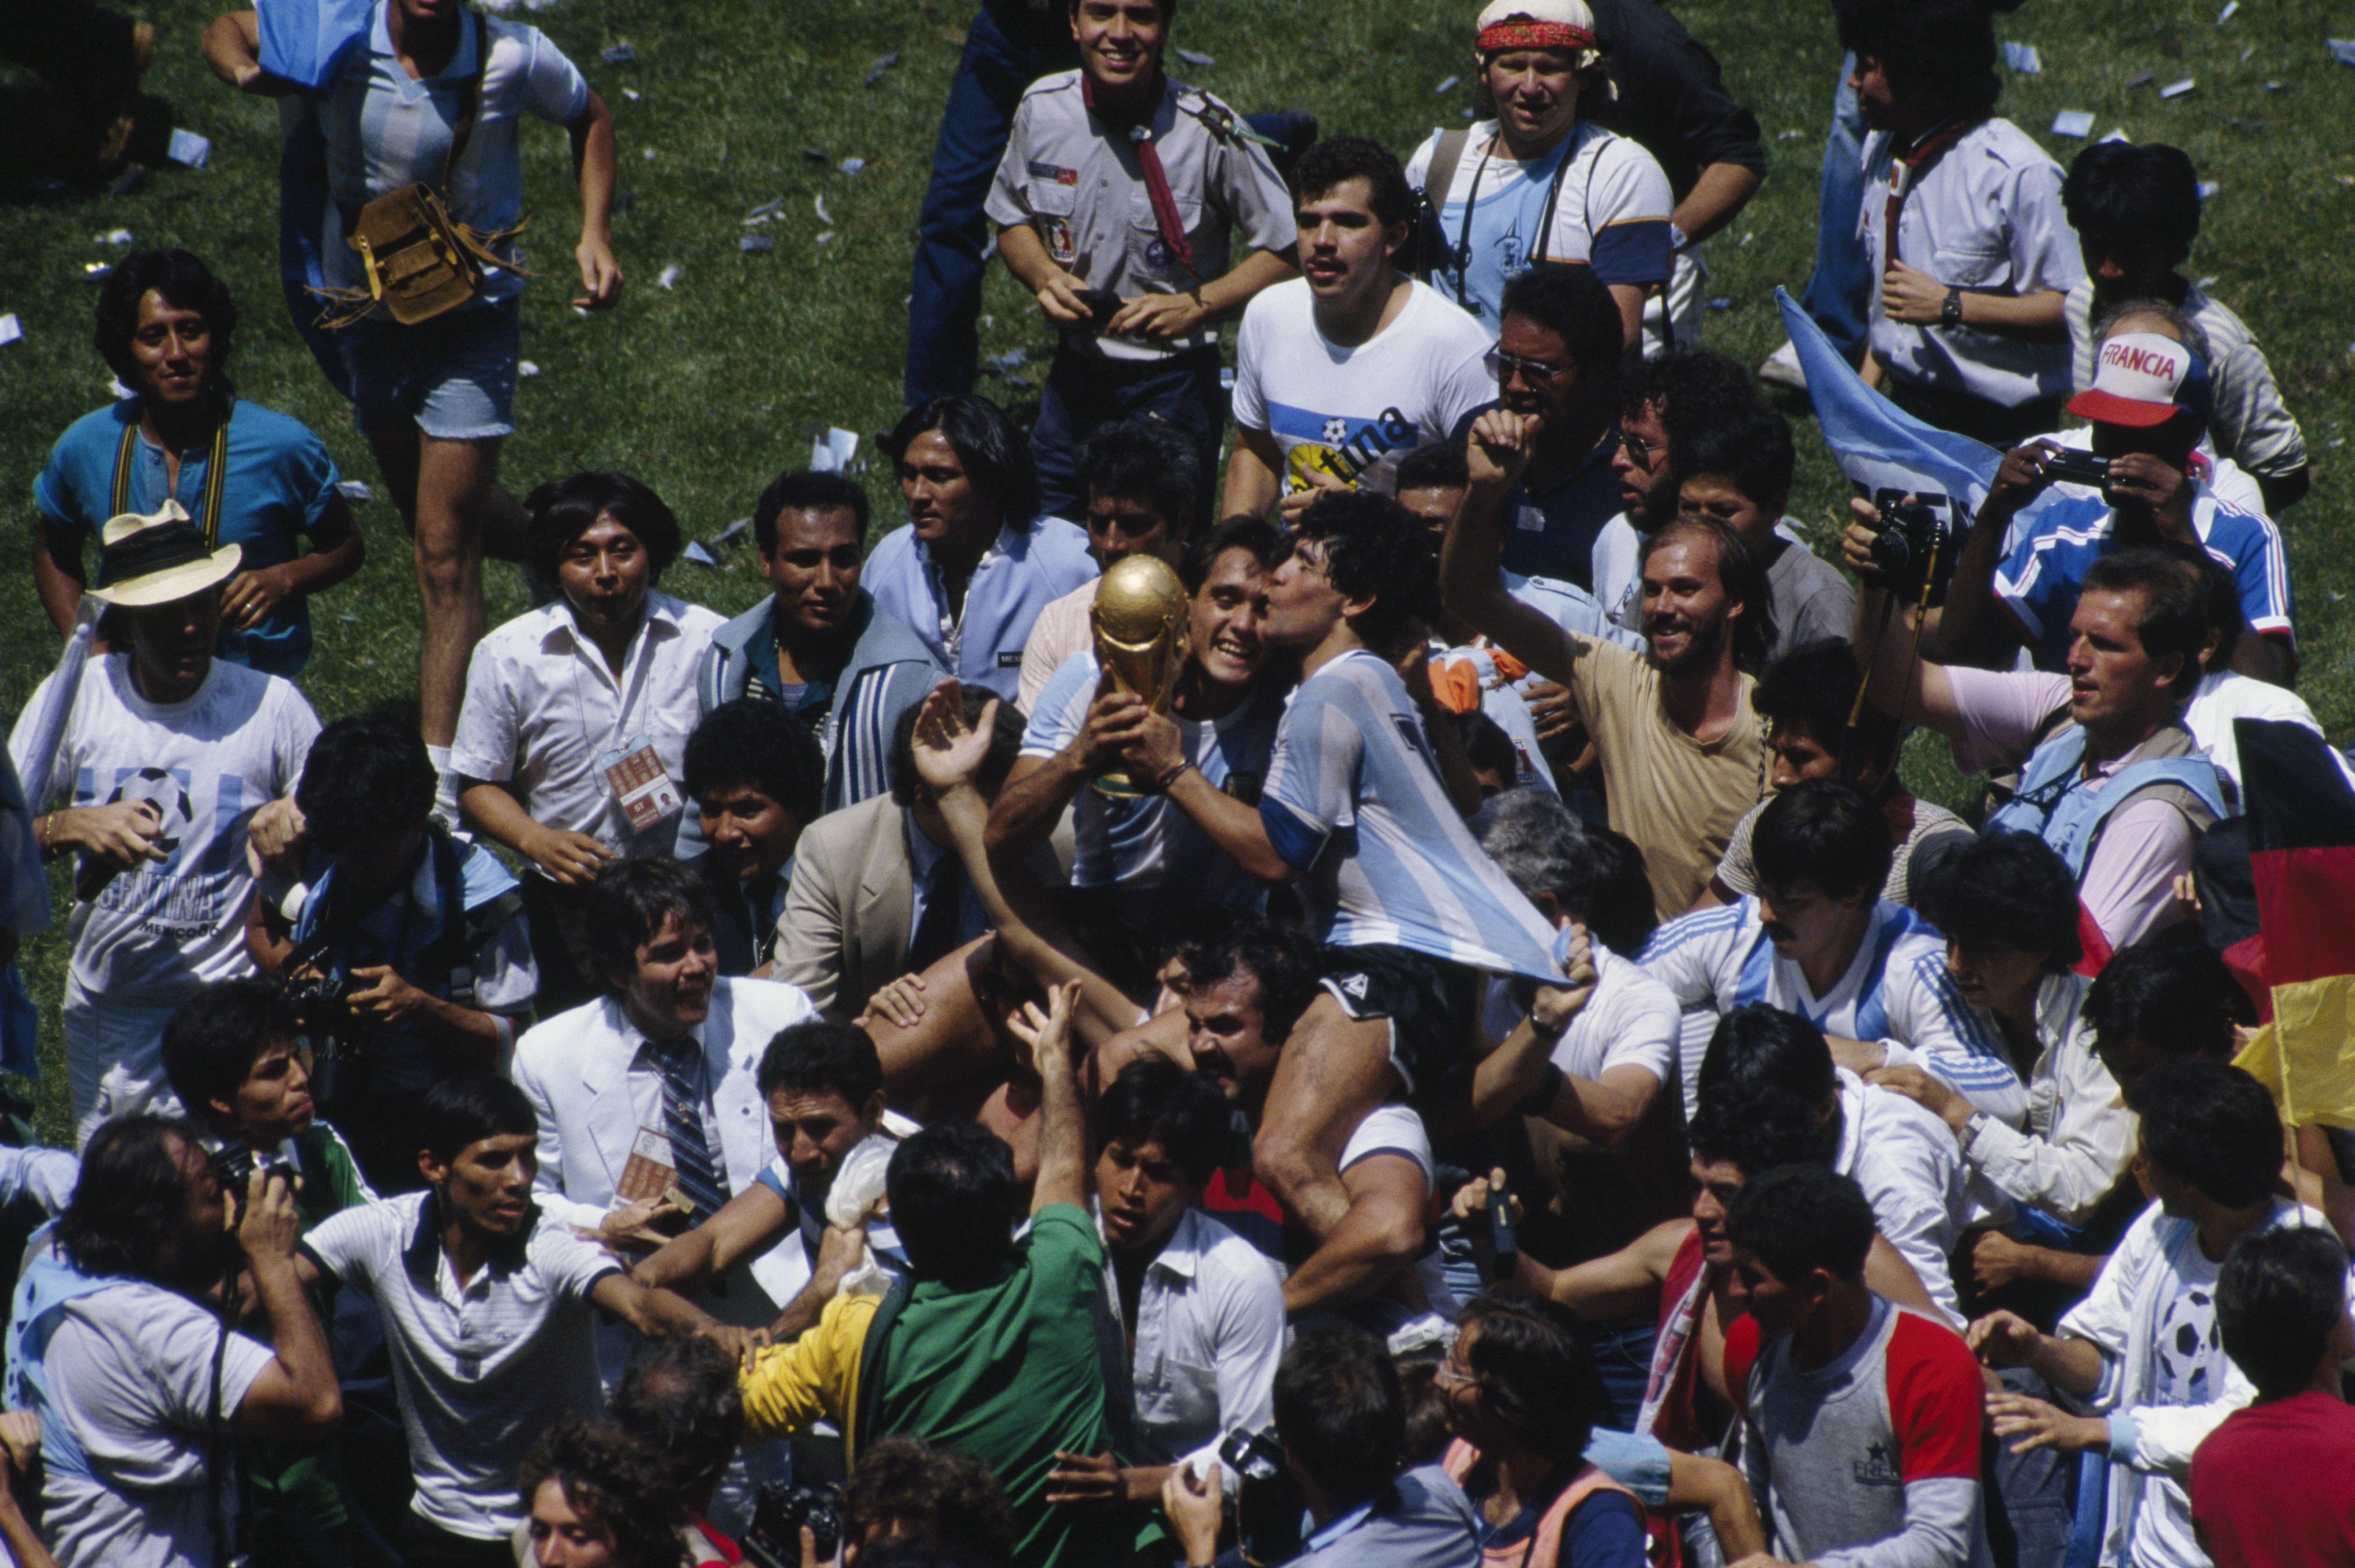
1484, 348, 1570, 387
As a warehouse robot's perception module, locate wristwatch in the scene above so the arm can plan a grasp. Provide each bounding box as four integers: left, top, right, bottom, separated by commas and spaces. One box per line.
1940, 286, 1965, 328
1666, 222, 1690, 254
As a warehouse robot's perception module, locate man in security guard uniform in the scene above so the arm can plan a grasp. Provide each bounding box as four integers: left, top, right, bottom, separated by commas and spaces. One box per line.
987, 0, 1297, 528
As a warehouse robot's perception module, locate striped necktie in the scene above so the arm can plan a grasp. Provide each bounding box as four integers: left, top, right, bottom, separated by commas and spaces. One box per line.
652, 1038, 727, 1220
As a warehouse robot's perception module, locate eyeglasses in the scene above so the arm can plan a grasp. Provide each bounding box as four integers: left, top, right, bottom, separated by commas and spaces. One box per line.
1617, 428, 1662, 462
1484, 348, 1570, 387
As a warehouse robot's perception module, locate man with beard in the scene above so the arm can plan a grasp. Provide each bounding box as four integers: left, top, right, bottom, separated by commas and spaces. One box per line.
1590, 348, 1760, 638
1445, 429, 1769, 919
6, 1116, 341, 1568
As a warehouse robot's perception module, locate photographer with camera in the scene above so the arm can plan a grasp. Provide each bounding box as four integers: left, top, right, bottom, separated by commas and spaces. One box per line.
5, 1115, 341, 1568
1845, 538, 2226, 952
249, 709, 536, 1195
1163, 1321, 1478, 1568
1907, 323, 2291, 687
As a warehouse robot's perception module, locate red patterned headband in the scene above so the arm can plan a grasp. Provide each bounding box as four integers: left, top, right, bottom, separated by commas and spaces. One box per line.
1478, 19, 1595, 53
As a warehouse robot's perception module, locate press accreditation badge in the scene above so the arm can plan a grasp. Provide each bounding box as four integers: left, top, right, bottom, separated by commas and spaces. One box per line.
616, 1125, 678, 1203
598, 733, 682, 833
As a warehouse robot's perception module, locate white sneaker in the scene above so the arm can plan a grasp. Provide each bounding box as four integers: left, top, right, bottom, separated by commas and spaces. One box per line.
1757, 339, 1808, 391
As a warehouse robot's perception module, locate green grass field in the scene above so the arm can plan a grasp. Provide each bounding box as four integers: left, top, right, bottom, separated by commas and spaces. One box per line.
1, 0, 2349, 1140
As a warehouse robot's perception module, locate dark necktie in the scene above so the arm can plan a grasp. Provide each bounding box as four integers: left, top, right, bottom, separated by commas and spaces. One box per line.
905, 856, 962, 977
653, 1039, 727, 1220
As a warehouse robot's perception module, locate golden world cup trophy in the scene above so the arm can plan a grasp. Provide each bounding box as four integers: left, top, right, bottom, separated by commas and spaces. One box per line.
1090, 554, 1191, 797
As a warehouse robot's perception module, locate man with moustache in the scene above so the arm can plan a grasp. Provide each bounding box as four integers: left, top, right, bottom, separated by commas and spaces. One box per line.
1221, 136, 1493, 521
696, 469, 945, 814
1445, 408, 1769, 920
681, 700, 824, 977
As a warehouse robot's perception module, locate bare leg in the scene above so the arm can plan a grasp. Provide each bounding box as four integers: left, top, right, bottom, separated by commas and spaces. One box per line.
865, 938, 1015, 1121
1252, 994, 1400, 1239
412, 433, 503, 748
1086, 1005, 1189, 1097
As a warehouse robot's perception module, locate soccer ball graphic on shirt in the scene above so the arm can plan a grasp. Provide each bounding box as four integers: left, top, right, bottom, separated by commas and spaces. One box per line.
107, 767, 191, 856
1321, 417, 1352, 447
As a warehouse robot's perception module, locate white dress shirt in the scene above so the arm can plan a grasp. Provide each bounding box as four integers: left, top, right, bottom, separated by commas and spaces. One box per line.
1956, 969, 2136, 1227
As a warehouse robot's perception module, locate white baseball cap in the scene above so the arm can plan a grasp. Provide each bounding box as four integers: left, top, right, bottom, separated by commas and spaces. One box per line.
2067, 330, 2189, 428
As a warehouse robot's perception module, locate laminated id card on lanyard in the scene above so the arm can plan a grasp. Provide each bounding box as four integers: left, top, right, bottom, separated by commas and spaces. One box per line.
1880, 120, 1971, 277
584, 627, 685, 835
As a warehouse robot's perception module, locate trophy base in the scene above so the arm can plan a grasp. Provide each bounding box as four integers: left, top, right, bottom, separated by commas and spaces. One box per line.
1090, 770, 1149, 800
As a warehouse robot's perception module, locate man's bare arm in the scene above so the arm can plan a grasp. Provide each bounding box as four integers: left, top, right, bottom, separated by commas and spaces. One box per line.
633, 1183, 792, 1293
1440, 412, 1581, 688
1280, 1153, 1428, 1315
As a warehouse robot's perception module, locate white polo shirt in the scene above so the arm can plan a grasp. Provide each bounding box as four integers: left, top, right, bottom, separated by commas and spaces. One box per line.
1860, 116, 2083, 407
303, 1193, 621, 1539
449, 592, 724, 854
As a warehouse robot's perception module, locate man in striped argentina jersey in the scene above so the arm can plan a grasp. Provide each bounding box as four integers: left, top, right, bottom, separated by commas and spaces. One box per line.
1639, 778, 2028, 1128
1163, 490, 1564, 1246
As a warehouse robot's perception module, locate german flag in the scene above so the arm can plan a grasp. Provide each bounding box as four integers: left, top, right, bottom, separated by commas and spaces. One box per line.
2228, 720, 2355, 1130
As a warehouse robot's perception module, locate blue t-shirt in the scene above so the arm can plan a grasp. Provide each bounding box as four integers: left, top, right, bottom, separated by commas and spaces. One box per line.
1994, 487, 2293, 672
1449, 403, 1625, 586
36, 399, 341, 677
1259, 650, 1560, 980
1021, 651, 1276, 927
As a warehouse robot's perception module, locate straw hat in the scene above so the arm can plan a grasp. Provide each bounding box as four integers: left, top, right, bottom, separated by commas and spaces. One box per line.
85, 502, 242, 607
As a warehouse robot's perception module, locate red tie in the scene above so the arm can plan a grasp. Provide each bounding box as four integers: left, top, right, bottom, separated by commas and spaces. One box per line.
1083, 73, 1199, 282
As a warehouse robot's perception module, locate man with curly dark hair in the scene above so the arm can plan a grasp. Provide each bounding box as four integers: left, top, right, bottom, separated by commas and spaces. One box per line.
34, 249, 363, 679
842, 1438, 1018, 1566
519, 1416, 688, 1568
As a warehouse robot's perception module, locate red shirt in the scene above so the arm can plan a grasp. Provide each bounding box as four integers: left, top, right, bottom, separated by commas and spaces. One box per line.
2191, 1390, 2355, 1568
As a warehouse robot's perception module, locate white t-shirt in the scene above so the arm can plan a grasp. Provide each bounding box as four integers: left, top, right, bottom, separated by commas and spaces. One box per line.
40, 1280, 275, 1568
1479, 942, 1680, 1090
2180, 670, 2355, 809
1230, 277, 1494, 498
2138, 1243, 2226, 1565
8, 657, 317, 1000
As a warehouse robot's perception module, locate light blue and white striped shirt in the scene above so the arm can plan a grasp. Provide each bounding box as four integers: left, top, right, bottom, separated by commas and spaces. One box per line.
1259, 650, 1559, 980
1638, 894, 2026, 1125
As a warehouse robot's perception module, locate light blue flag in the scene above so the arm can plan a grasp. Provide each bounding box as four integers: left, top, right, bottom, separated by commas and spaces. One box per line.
1774, 286, 2003, 544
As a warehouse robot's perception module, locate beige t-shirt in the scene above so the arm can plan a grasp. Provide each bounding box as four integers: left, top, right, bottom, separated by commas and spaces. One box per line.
1563, 633, 1767, 919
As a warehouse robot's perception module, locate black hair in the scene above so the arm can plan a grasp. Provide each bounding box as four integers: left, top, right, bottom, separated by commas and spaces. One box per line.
1273, 1321, 1404, 1503
1687, 1082, 1838, 1174
524, 471, 685, 585
1473, 789, 1658, 955
756, 1018, 885, 1108
1673, 403, 1794, 514
2131, 1060, 2281, 1209
1100, 1055, 1233, 1186
1618, 347, 1759, 439
2218, 1226, 2350, 1400
887, 1122, 1021, 1286
419, 1073, 539, 1165
1726, 1164, 1876, 1282
58, 1114, 202, 1281
753, 468, 872, 556
1076, 415, 1200, 540
1460, 711, 1518, 791
297, 707, 438, 850
1175, 914, 1324, 1044
1751, 778, 1894, 904
607, 1337, 747, 1505
887, 684, 1024, 808
1177, 514, 1284, 594
2061, 142, 2202, 260
518, 1417, 689, 1568
1291, 134, 1418, 231
1456, 1297, 1602, 1462
1394, 441, 1471, 496
1753, 637, 1900, 776
1638, 515, 1773, 675
1835, 0, 2001, 117
842, 1438, 1018, 1567
584, 856, 720, 992
886, 394, 1040, 528
161, 979, 303, 1126
2084, 939, 2250, 1060
2146, 539, 2244, 673
1913, 832, 2082, 973
1290, 489, 1439, 649
1067, 0, 1175, 17
1498, 262, 1625, 381
94, 249, 239, 384
682, 698, 825, 823
2081, 548, 2208, 700
1697, 1003, 1837, 1108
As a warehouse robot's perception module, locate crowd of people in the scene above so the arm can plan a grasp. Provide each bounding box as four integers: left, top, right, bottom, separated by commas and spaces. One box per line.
0, 0, 2344, 1564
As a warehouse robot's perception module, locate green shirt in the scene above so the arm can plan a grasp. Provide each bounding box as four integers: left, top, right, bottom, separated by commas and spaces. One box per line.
874, 1203, 1137, 1568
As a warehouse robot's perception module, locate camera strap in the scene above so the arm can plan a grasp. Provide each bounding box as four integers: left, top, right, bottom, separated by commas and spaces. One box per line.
849, 1276, 914, 1463
110, 404, 232, 549
1879, 117, 1978, 277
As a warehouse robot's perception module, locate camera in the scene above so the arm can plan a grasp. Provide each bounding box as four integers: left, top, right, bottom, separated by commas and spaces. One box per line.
212, 1143, 297, 1219
279, 937, 367, 1107
1862, 498, 1958, 606
744, 1481, 842, 1568
2040, 447, 2111, 490
1221, 1426, 1303, 1565
1073, 288, 1122, 332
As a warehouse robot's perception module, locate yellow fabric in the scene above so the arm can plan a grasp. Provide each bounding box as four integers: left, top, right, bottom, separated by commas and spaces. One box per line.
2237, 979, 2355, 1132
738, 1289, 879, 1447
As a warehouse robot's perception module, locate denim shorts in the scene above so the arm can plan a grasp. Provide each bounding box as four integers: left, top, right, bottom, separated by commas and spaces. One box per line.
338, 294, 521, 441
